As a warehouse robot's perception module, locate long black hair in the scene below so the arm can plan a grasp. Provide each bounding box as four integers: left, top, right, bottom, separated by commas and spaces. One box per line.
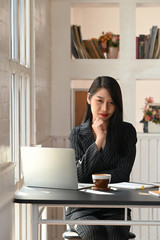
83, 76, 124, 154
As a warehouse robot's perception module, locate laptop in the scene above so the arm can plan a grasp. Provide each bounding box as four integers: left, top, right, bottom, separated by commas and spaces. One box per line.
21, 146, 78, 190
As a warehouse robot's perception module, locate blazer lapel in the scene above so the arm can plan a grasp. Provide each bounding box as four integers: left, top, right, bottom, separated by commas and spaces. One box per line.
79, 121, 95, 152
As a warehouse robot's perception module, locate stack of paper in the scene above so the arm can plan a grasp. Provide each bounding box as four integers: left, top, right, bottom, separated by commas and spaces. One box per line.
149, 190, 160, 197
109, 182, 155, 190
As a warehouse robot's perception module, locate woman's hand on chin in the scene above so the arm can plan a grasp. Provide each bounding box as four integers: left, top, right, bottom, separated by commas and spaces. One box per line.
92, 118, 107, 150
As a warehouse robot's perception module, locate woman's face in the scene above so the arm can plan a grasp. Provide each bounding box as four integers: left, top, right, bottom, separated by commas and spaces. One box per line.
87, 87, 116, 124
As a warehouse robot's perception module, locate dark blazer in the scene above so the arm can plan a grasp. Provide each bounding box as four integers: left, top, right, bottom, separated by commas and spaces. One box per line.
69, 120, 137, 184
66, 120, 137, 219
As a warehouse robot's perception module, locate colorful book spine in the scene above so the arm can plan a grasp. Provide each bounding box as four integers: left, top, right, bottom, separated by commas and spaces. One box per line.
136, 36, 139, 59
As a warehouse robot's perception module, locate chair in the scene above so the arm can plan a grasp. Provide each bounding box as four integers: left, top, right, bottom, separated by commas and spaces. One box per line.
62, 229, 136, 239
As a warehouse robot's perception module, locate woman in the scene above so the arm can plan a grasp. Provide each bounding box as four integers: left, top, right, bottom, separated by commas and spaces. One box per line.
66, 76, 137, 240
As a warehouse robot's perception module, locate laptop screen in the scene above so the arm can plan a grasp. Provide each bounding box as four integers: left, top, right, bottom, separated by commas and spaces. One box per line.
21, 146, 78, 190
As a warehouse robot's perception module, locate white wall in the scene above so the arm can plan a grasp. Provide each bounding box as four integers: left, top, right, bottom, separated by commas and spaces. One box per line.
33, 0, 52, 145
72, 5, 120, 39
51, 1, 71, 137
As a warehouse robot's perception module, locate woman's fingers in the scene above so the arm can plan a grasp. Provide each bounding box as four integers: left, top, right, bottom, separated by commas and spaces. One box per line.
93, 119, 106, 131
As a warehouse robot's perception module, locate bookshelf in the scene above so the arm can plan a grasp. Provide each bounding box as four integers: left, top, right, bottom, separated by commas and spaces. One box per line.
51, 0, 160, 135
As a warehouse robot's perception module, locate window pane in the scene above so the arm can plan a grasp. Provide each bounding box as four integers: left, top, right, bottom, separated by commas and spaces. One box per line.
26, 0, 30, 67
11, 0, 18, 60
20, 76, 26, 146
20, 0, 25, 65
11, 74, 20, 183
20, 76, 30, 146
9, 0, 11, 59
25, 77, 30, 145
11, 74, 16, 162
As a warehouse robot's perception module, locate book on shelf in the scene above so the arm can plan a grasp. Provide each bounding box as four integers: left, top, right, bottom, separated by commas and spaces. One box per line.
91, 38, 105, 59
89, 39, 101, 58
83, 40, 98, 59
89, 39, 101, 59
71, 25, 89, 59
136, 36, 139, 59
153, 28, 160, 59
71, 25, 80, 59
144, 34, 150, 59
148, 25, 158, 59
139, 34, 145, 59
137, 34, 149, 59
77, 26, 90, 59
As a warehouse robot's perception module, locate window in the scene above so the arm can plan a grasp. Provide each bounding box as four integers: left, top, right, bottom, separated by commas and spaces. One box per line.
9, 1, 31, 240
9, 0, 31, 185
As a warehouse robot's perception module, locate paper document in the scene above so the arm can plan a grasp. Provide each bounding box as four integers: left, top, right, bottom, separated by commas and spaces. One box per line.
149, 190, 160, 197
78, 183, 94, 190
109, 182, 155, 190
